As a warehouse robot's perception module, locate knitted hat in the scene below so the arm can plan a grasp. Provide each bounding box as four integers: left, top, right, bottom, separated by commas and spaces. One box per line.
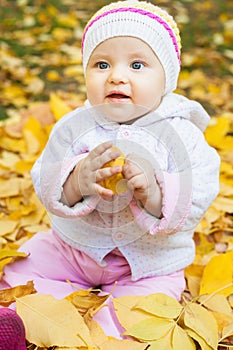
82, 0, 181, 94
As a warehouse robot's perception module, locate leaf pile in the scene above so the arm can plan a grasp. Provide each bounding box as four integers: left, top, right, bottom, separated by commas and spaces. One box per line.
0, 0, 233, 349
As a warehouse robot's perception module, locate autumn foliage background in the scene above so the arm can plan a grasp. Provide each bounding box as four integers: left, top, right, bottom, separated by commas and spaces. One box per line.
0, 0, 233, 349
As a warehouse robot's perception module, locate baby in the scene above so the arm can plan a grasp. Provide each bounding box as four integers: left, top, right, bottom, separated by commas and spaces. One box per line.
0, 0, 220, 343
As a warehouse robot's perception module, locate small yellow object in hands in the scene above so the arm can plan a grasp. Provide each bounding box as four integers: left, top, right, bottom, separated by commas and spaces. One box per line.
101, 146, 128, 194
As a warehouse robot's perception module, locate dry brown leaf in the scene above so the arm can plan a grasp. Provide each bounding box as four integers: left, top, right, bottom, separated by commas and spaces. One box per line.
66, 288, 109, 317
0, 281, 36, 306
0, 249, 28, 275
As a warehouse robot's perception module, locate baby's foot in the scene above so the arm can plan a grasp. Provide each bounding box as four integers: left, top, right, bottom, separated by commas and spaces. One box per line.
0, 308, 27, 350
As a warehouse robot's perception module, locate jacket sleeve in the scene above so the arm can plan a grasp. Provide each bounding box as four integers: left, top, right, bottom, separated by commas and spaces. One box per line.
30, 110, 100, 218
130, 118, 220, 235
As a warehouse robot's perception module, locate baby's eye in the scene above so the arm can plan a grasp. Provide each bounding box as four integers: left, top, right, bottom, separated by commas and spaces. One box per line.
131, 61, 144, 70
98, 62, 109, 69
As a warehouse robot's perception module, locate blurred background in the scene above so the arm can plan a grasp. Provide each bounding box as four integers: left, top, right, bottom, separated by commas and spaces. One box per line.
0, 0, 232, 121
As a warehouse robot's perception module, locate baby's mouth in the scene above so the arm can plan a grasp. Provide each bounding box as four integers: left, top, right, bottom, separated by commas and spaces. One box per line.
106, 93, 130, 102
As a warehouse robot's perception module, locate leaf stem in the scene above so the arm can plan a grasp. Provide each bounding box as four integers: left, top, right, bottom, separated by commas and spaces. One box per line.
198, 283, 233, 306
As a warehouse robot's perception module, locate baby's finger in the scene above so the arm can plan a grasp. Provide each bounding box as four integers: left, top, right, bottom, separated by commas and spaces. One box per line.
123, 160, 142, 179
92, 148, 121, 170
127, 173, 147, 191
95, 166, 122, 183
94, 183, 114, 197
89, 141, 113, 160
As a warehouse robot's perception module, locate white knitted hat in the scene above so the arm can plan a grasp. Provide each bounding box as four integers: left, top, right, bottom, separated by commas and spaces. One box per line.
81, 0, 181, 94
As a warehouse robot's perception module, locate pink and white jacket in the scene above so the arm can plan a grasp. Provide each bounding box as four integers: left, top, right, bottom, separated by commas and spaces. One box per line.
31, 93, 220, 280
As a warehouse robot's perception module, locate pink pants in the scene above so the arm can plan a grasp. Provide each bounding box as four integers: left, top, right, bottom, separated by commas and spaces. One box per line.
1, 230, 185, 338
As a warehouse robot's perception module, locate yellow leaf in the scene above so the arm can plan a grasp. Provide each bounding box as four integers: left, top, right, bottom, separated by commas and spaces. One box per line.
185, 264, 204, 297
172, 325, 196, 350
50, 92, 72, 121
0, 249, 28, 262
23, 130, 40, 155
0, 281, 36, 307
211, 311, 233, 332
101, 146, 127, 194
15, 159, 35, 174
222, 321, 233, 341
113, 295, 151, 330
133, 293, 183, 319
200, 253, 233, 296
0, 220, 18, 236
24, 76, 44, 94
100, 338, 147, 350
88, 319, 107, 348
16, 294, 95, 348
124, 317, 175, 341
57, 13, 79, 28
0, 151, 20, 168
195, 233, 215, 256
0, 250, 28, 280
198, 294, 233, 316
46, 70, 61, 82
66, 288, 109, 317
147, 330, 173, 350
185, 328, 213, 350
220, 182, 233, 197
23, 116, 47, 155
205, 116, 230, 149
19, 192, 46, 227
212, 196, 233, 214
89, 319, 147, 350
184, 303, 218, 349
52, 27, 73, 41
0, 178, 20, 197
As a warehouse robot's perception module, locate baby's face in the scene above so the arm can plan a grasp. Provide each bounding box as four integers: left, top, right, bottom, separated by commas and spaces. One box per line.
85, 36, 165, 124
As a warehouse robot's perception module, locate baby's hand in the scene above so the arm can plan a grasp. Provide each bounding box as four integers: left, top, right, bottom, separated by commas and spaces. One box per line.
123, 154, 162, 217
73, 141, 123, 198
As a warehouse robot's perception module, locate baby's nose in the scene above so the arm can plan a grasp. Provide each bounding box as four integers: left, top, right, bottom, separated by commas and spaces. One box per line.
108, 66, 128, 84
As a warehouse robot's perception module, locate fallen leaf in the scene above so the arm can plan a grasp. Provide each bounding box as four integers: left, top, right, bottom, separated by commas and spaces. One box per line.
100, 337, 147, 350
88, 319, 147, 350
66, 288, 109, 317
198, 293, 233, 315
145, 329, 173, 350
0, 249, 28, 274
199, 252, 233, 296
49, 92, 72, 121
112, 295, 151, 330
0, 281, 36, 306
172, 324, 196, 350
133, 292, 183, 319
221, 321, 233, 341
16, 294, 95, 348
124, 317, 176, 341
185, 328, 213, 350
184, 302, 218, 349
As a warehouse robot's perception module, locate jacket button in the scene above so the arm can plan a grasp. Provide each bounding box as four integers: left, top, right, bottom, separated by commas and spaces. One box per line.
122, 130, 130, 137
115, 232, 125, 240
